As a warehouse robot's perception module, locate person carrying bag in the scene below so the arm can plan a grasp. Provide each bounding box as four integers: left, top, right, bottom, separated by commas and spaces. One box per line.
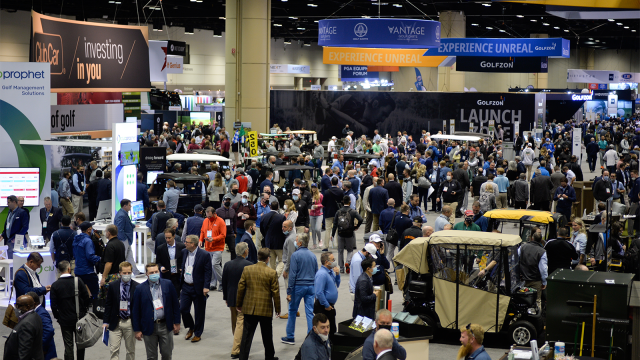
74, 277, 102, 349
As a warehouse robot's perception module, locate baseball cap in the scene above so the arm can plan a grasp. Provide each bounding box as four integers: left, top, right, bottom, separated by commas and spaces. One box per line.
241, 192, 250, 197
464, 210, 474, 218
292, 189, 301, 195
310, 183, 318, 188
79, 221, 93, 232
194, 204, 204, 212
369, 234, 383, 243
331, 136, 337, 140
412, 216, 423, 224
364, 243, 378, 259
223, 193, 233, 200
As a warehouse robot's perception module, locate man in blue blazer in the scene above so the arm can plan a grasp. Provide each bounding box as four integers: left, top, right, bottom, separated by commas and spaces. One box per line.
114, 199, 142, 275
1, 195, 30, 259
40, 197, 63, 243
103, 262, 139, 360
95, 170, 113, 208
28, 291, 57, 360
180, 235, 212, 342
132, 263, 181, 360
15, 252, 49, 299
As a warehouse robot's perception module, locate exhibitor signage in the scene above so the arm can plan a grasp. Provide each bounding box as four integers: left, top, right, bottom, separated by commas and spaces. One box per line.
29, 10, 150, 92
269, 64, 310, 74
167, 40, 187, 56
426, 38, 570, 58
51, 104, 125, 133
456, 56, 548, 73
318, 18, 441, 49
339, 65, 379, 81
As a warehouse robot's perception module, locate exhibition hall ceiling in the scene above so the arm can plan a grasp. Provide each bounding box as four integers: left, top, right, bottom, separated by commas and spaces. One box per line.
1, 0, 637, 49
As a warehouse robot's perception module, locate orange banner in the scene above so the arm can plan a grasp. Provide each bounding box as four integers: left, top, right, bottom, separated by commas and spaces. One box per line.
323, 47, 446, 67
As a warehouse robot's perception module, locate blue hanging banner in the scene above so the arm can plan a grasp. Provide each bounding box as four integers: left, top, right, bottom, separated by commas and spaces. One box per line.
318, 19, 441, 49
424, 38, 570, 58
339, 65, 379, 81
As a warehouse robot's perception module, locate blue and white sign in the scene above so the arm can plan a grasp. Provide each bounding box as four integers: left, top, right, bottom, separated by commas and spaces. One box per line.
318, 19, 441, 49
340, 65, 379, 81
425, 38, 570, 58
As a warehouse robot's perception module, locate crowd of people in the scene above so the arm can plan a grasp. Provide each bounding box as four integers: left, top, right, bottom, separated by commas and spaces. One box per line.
6, 115, 640, 360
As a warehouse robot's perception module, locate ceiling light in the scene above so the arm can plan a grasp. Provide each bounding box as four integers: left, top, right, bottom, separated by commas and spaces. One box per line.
499, 29, 505, 32
486, 26, 493, 30
516, 15, 524, 18
213, 29, 222, 37
307, 3, 317, 7
282, 0, 287, 2
362, 16, 370, 18
219, 17, 225, 20
471, 23, 479, 26
297, 27, 305, 30
633, 30, 637, 32
289, 16, 298, 19
554, 26, 560, 29
589, 38, 593, 40
284, 40, 292, 45
190, 0, 196, 1
542, 23, 549, 26
393, 3, 402, 7
273, 23, 282, 27
564, 29, 569, 32
608, 19, 615, 21
624, 26, 629, 29
304, 41, 311, 46
314, 20, 319, 23
617, 22, 623, 25
109, 0, 115, 3
530, 19, 537, 22
595, 39, 599, 42
482, 3, 491, 6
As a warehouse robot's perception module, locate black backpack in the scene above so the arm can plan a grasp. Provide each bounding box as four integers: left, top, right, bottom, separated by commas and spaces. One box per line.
92, 232, 106, 274
386, 211, 399, 246
336, 208, 352, 231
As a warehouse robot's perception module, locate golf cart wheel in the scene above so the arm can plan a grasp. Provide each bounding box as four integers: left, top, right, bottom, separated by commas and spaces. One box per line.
508, 320, 537, 346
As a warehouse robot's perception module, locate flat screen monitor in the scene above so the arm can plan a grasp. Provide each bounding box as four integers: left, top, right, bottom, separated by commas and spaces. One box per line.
130, 200, 145, 221
147, 171, 163, 184
96, 200, 112, 220
190, 112, 211, 121
0, 167, 40, 206
28, 235, 45, 247
119, 142, 140, 166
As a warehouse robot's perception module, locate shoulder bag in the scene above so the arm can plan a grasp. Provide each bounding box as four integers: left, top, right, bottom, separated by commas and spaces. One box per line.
385, 210, 399, 246
74, 277, 102, 349
2, 268, 27, 328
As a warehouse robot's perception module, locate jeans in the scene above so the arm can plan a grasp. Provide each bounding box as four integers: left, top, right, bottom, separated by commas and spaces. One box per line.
599, 150, 605, 166
587, 154, 597, 172
309, 215, 322, 246
336, 234, 355, 271
285, 285, 315, 339
209, 251, 223, 287
61, 325, 85, 360
234, 228, 246, 245
143, 321, 174, 360
418, 187, 429, 210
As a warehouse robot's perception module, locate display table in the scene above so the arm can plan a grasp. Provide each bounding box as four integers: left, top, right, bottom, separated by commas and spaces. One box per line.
92, 222, 150, 273
11, 247, 55, 305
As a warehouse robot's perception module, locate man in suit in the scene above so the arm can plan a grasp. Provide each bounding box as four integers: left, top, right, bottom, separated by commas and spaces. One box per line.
102, 261, 138, 360
132, 263, 181, 360
260, 201, 286, 271
86, 169, 102, 221
50, 260, 91, 360
180, 235, 212, 343
40, 196, 63, 243
151, 200, 174, 248
222, 242, 253, 359
3, 295, 43, 360
115, 198, 142, 275
155, 218, 181, 253
362, 309, 407, 360
353, 258, 379, 321
237, 247, 281, 360
384, 174, 403, 209
529, 169, 554, 211
27, 291, 56, 360
321, 177, 345, 250
157, 228, 186, 295
1, 194, 29, 258
137, 173, 150, 211
96, 170, 113, 209
374, 329, 397, 360
14, 252, 50, 300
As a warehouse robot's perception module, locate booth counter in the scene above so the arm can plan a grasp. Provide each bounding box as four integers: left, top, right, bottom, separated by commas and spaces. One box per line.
1, 247, 56, 305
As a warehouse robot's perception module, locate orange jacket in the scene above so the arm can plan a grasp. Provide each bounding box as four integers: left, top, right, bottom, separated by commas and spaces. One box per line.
200, 215, 227, 252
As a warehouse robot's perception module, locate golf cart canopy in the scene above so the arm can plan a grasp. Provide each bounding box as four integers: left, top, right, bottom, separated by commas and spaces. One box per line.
430, 134, 482, 141
483, 209, 555, 224
166, 154, 231, 162
284, 130, 316, 135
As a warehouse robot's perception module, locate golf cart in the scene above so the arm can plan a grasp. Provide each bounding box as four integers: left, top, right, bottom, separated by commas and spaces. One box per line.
272, 164, 315, 206
483, 209, 566, 241
148, 173, 208, 216
394, 231, 544, 346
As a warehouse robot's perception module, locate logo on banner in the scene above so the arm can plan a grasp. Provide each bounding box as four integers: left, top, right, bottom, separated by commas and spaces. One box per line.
319, 24, 337, 42
354, 23, 368, 38
609, 73, 615, 81
387, 22, 426, 43
621, 73, 633, 80
32, 33, 64, 75
435, 25, 440, 41
160, 47, 168, 71
170, 44, 174, 52
571, 94, 592, 101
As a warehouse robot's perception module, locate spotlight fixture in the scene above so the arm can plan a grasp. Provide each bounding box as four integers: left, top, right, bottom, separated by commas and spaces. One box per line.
471, 23, 479, 26
273, 23, 282, 27
516, 15, 524, 18
608, 19, 615, 21
530, 19, 537, 22
564, 29, 569, 32
486, 26, 493, 29
297, 27, 305, 30
617, 22, 623, 25
554, 26, 560, 29
542, 22, 549, 26
307, 3, 317, 7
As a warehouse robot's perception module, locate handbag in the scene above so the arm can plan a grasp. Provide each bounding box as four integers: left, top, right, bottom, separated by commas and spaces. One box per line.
3, 268, 28, 329
74, 277, 102, 349
385, 211, 399, 246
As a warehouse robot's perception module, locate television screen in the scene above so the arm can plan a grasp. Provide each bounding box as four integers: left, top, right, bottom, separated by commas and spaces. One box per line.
119, 142, 140, 166
0, 168, 40, 206
129, 200, 145, 221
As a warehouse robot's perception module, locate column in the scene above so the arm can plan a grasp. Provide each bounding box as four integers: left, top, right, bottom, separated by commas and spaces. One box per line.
530, 34, 548, 88
437, 11, 465, 92
225, 0, 271, 134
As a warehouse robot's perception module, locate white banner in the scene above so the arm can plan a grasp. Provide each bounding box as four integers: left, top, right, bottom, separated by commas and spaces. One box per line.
51, 104, 125, 133
149, 41, 184, 81
572, 127, 582, 165
0, 62, 51, 235
166, 56, 183, 74
567, 69, 640, 84
270, 64, 310, 74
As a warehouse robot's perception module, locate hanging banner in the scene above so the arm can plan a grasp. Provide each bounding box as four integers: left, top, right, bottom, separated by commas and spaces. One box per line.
340, 65, 379, 81
149, 41, 183, 81
324, 47, 447, 67
166, 40, 187, 56
270, 90, 535, 142
57, 92, 122, 105
51, 104, 124, 133
247, 131, 259, 157
153, 113, 164, 135
456, 56, 548, 73
318, 19, 441, 49
567, 69, 617, 83
30, 10, 150, 92
426, 38, 570, 58
270, 64, 310, 74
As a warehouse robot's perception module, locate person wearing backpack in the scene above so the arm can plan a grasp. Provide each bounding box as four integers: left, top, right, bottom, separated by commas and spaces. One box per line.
331, 196, 363, 275
51, 215, 76, 275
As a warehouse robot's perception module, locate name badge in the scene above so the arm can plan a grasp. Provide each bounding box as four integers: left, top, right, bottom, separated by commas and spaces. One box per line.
186, 265, 193, 276
42, 221, 47, 229
443, 186, 448, 192
60, 250, 65, 255
207, 230, 212, 238
170, 259, 177, 269
120, 301, 128, 311
49, 213, 53, 217
606, 188, 611, 194
225, 219, 230, 226
153, 299, 163, 310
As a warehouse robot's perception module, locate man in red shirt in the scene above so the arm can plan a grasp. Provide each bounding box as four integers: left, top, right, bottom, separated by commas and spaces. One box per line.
236, 170, 249, 194
199, 207, 227, 290
220, 134, 231, 159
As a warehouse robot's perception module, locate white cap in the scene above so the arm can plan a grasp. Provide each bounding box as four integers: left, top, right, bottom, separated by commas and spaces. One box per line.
241, 192, 249, 197
364, 243, 378, 259
369, 234, 383, 243
331, 136, 337, 140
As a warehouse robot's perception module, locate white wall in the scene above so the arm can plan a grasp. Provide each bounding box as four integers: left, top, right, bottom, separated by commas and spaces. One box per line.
0, 10, 31, 62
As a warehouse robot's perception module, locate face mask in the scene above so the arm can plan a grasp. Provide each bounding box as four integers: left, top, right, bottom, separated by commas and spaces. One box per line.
283, 205, 288, 210
378, 324, 392, 331
77, 229, 82, 235
317, 332, 329, 342
225, 175, 231, 179
224, 201, 231, 207
242, 198, 248, 204
295, 242, 300, 250
121, 274, 132, 283
293, 195, 299, 201
283, 230, 290, 235
372, 267, 379, 275
232, 189, 238, 195
603, 176, 609, 181
148, 273, 160, 283
329, 260, 338, 269
446, 175, 452, 181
